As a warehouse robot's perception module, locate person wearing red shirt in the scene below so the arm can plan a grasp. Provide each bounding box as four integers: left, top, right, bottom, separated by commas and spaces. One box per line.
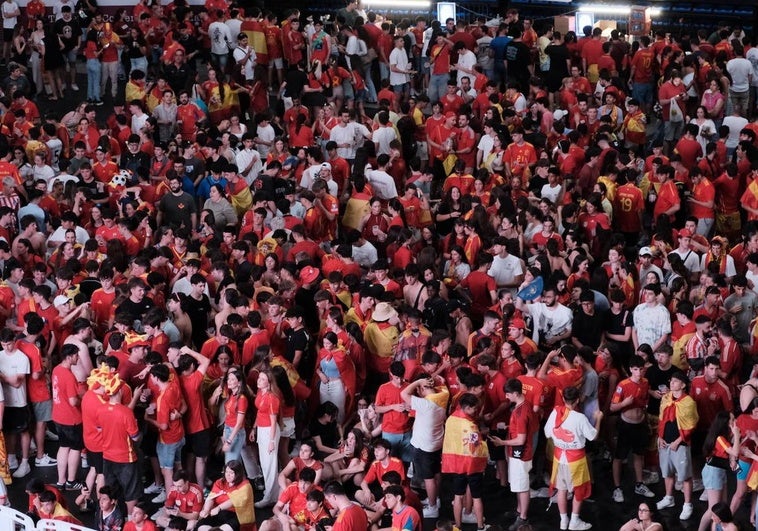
384, 485, 421, 531
503, 128, 537, 179
263, 467, 318, 531
653, 165, 681, 223
460, 254, 496, 323
255, 370, 281, 507
713, 163, 742, 242
609, 355, 654, 502
658, 72, 687, 154
154, 470, 203, 528
147, 363, 186, 497
674, 123, 704, 170
690, 356, 732, 434
428, 33, 452, 104
96, 375, 141, 513
282, 20, 305, 66
357, 438, 406, 506
688, 169, 716, 235
454, 113, 476, 171
52, 344, 84, 489
375, 362, 412, 461
581, 29, 604, 83
325, 482, 369, 531
629, 36, 656, 114
537, 347, 583, 408
615, 174, 644, 239
476, 354, 509, 488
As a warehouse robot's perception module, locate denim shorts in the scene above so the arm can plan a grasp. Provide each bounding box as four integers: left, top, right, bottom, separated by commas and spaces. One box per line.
701, 463, 727, 490
156, 437, 185, 469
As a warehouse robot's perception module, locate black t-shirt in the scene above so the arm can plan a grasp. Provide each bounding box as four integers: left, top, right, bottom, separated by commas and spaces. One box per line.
285, 327, 309, 365
117, 296, 154, 322
283, 69, 308, 99
308, 418, 339, 458
572, 308, 606, 350
645, 364, 677, 414
505, 41, 531, 87
54, 18, 81, 53
185, 293, 212, 347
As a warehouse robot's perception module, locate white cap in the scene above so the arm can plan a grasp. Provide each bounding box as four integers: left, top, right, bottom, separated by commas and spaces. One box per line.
53, 295, 70, 307
553, 109, 568, 121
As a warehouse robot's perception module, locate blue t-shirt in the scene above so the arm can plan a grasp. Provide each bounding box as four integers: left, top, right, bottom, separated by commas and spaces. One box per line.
490, 36, 513, 62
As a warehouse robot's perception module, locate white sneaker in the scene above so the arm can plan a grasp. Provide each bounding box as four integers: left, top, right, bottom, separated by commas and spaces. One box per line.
656, 496, 675, 510
71, 84, 80, 91
423, 504, 439, 519
612, 488, 624, 503
699, 490, 708, 502
12, 461, 31, 478
679, 503, 693, 520
634, 483, 655, 498
81, 455, 89, 469
7, 455, 17, 470
151, 489, 166, 504
642, 470, 660, 485
461, 511, 478, 524
568, 516, 592, 530
560, 515, 569, 530
692, 479, 704, 492
29, 440, 36, 452
35, 454, 57, 467
144, 482, 162, 494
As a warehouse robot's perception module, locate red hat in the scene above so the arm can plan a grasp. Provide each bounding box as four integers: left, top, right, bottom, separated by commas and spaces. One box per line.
299, 265, 320, 285
444, 111, 457, 120
509, 318, 526, 330
678, 228, 692, 239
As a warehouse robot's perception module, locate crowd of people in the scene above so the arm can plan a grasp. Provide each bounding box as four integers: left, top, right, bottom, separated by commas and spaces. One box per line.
2, 1, 758, 531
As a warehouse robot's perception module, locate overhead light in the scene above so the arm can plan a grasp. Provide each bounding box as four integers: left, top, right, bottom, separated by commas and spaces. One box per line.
648, 7, 662, 16
367, 0, 430, 7
577, 4, 631, 15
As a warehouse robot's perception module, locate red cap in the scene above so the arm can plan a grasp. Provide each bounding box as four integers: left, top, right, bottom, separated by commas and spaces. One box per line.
509, 318, 526, 330
444, 111, 457, 119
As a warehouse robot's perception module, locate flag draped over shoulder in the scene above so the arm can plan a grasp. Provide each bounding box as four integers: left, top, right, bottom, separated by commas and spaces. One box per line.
227, 480, 255, 525
442, 409, 489, 475
548, 406, 592, 501
658, 393, 698, 442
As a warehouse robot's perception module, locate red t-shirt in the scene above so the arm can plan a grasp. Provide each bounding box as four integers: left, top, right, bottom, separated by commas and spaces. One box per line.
81, 390, 107, 452
546, 367, 582, 407
255, 391, 280, 427
97, 402, 140, 463
156, 383, 184, 444
690, 376, 732, 430
16, 339, 50, 402
52, 365, 81, 425
376, 382, 410, 434
165, 482, 203, 513
333, 504, 369, 531
508, 400, 537, 460
224, 393, 249, 429
278, 483, 311, 523
674, 137, 703, 170
179, 370, 211, 435
363, 456, 406, 485
611, 377, 649, 411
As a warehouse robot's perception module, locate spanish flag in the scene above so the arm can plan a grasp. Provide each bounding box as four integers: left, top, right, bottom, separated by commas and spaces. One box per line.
242, 19, 269, 66
548, 406, 592, 502
658, 393, 698, 443
227, 480, 255, 526
442, 409, 489, 475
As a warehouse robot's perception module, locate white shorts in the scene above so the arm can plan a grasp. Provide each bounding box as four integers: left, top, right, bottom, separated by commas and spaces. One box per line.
281, 416, 295, 439
417, 141, 429, 161
269, 57, 283, 69
507, 458, 532, 492
554, 462, 574, 492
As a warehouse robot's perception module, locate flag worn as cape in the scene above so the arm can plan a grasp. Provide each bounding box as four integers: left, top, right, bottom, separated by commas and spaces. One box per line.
441, 408, 489, 474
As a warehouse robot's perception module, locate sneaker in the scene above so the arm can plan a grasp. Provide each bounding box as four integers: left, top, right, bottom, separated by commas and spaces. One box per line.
642, 470, 660, 485
568, 516, 592, 530
254, 500, 274, 509
461, 511, 478, 524
65, 481, 83, 491
407, 463, 414, 479
45, 429, 59, 441
508, 518, 528, 531
95, 100, 104, 106
612, 488, 624, 503
144, 482, 162, 494
634, 483, 655, 498
530, 487, 550, 498
35, 454, 57, 467
560, 515, 569, 531
151, 490, 167, 504
8, 455, 17, 470
422, 504, 439, 519
476, 527, 490, 531
29, 440, 36, 452
656, 496, 675, 510
81, 455, 89, 469
692, 479, 704, 492
12, 461, 31, 478
679, 503, 693, 520
699, 490, 709, 502
71, 84, 79, 91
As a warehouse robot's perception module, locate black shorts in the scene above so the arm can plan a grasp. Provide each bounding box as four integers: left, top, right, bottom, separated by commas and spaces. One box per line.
141, 426, 158, 457
487, 428, 508, 461
412, 447, 441, 480
87, 451, 104, 474
186, 428, 212, 459
55, 422, 84, 451
197, 510, 240, 531
3, 29, 12, 43
615, 419, 649, 459
378, 509, 392, 528
451, 472, 484, 498
104, 460, 140, 503
3, 406, 29, 433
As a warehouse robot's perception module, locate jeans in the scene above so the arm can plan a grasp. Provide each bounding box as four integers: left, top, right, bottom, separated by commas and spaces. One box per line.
223, 425, 245, 463
362, 61, 377, 102
382, 430, 413, 462
378, 62, 389, 84
86, 58, 101, 101
130, 57, 148, 76
428, 73, 449, 103
729, 89, 749, 117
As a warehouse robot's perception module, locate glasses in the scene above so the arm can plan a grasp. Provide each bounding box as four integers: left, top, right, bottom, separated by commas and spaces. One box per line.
638, 508, 650, 512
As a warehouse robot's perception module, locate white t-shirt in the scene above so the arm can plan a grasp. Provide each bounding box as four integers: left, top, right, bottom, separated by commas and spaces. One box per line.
477, 134, 495, 160
700, 253, 737, 278
388, 47, 410, 86
233, 45, 256, 81
540, 183, 562, 204
727, 57, 753, 92
746, 47, 758, 87
372, 126, 396, 156
2, 1, 18, 29
670, 248, 701, 274
456, 50, 477, 87
209, 21, 233, 56
366, 169, 397, 200
0, 349, 28, 406
488, 253, 523, 288
235, 148, 262, 185
544, 408, 597, 455
255, 124, 276, 159
527, 302, 573, 344
410, 394, 448, 452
